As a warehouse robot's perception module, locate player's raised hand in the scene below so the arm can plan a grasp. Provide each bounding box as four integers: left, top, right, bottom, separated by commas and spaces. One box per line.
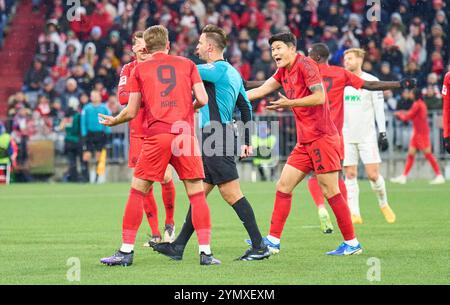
132, 38, 146, 54
240, 145, 253, 160
267, 93, 291, 110
98, 113, 117, 126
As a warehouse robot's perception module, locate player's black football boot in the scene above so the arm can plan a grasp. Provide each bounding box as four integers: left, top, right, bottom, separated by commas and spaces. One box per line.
151, 242, 185, 261
200, 252, 221, 265
237, 245, 271, 261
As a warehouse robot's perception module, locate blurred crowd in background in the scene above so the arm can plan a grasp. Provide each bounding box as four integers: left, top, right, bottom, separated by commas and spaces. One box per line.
1, 0, 450, 181
0, 1, 15, 48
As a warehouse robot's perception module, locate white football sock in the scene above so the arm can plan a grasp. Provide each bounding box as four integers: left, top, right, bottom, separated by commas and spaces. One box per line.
345, 177, 360, 216
120, 243, 134, 253
199, 245, 211, 255
370, 175, 388, 208
267, 235, 280, 245
344, 238, 359, 247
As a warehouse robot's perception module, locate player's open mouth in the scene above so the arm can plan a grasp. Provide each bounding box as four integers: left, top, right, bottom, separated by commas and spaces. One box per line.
274, 57, 282, 63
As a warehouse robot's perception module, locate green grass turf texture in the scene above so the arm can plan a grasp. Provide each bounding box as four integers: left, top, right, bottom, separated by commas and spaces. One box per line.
0, 181, 449, 285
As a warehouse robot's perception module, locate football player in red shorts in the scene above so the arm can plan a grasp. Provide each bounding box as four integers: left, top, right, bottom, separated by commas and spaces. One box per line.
118, 31, 176, 246
306, 44, 416, 231
246, 32, 361, 256
99, 25, 220, 266
442, 71, 450, 154
391, 89, 445, 185
246, 43, 416, 233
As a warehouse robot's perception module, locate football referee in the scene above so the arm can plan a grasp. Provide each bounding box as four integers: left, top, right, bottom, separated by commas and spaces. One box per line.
152, 25, 270, 261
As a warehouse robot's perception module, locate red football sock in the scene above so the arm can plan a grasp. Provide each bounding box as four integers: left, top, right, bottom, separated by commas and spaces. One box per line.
327, 193, 355, 241
122, 188, 145, 245
403, 154, 415, 176
188, 191, 211, 246
425, 153, 442, 175
142, 186, 160, 237
269, 191, 293, 239
161, 180, 176, 225
338, 177, 348, 203
308, 177, 325, 209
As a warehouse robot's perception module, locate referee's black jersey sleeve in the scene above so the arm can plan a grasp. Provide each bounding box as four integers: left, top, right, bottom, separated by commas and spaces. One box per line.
236, 92, 252, 146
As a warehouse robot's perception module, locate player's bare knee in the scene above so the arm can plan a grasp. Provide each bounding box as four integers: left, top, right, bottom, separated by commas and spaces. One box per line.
345, 171, 356, 180
276, 179, 292, 194
223, 192, 242, 205
162, 173, 172, 184
183, 179, 204, 196
318, 180, 339, 199
367, 171, 379, 182
131, 177, 151, 194
218, 181, 243, 205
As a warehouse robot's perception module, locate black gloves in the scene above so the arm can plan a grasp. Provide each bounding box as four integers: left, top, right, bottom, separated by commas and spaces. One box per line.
444, 137, 450, 154
400, 78, 417, 89
378, 132, 389, 152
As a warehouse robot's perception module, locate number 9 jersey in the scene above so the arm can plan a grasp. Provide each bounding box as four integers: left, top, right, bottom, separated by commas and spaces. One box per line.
128, 52, 203, 137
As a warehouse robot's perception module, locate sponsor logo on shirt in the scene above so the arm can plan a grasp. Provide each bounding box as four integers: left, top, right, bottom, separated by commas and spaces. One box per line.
344, 95, 361, 102
443, 84, 448, 96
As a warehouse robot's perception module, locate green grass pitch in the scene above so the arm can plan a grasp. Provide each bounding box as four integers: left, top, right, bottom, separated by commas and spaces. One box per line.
0, 181, 449, 284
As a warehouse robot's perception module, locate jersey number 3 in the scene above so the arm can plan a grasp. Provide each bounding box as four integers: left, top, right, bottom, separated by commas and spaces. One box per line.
157, 65, 177, 97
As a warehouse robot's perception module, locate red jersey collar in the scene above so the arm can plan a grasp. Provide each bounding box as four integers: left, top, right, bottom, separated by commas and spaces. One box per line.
151, 51, 168, 58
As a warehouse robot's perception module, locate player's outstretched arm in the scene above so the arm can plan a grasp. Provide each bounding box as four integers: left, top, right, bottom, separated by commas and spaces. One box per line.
363, 78, 417, 91
193, 82, 208, 110
246, 77, 281, 101
99, 92, 141, 126
267, 83, 325, 110
244, 80, 265, 90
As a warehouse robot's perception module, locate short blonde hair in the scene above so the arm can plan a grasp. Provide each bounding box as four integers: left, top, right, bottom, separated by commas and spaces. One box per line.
202, 24, 228, 50
344, 48, 366, 59
143, 25, 169, 53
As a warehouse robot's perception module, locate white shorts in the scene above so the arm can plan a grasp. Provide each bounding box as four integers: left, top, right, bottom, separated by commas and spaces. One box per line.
343, 142, 381, 166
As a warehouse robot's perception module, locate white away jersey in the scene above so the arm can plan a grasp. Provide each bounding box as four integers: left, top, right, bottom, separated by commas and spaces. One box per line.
343, 72, 386, 144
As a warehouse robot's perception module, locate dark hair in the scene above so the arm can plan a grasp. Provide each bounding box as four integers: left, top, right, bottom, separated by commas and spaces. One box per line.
411, 88, 422, 99
202, 24, 228, 50
269, 32, 297, 47
132, 31, 144, 46
310, 43, 330, 59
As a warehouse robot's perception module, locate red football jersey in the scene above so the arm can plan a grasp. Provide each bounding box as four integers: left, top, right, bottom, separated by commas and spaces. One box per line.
118, 60, 146, 137
318, 63, 365, 133
442, 72, 450, 138
128, 52, 202, 137
272, 54, 337, 144
397, 99, 430, 139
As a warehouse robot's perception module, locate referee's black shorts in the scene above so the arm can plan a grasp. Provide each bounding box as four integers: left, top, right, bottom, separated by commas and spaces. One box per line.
84, 132, 106, 153
201, 124, 239, 185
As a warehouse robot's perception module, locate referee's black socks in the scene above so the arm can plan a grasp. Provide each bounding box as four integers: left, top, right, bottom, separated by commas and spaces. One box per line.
174, 206, 194, 247
232, 197, 264, 249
